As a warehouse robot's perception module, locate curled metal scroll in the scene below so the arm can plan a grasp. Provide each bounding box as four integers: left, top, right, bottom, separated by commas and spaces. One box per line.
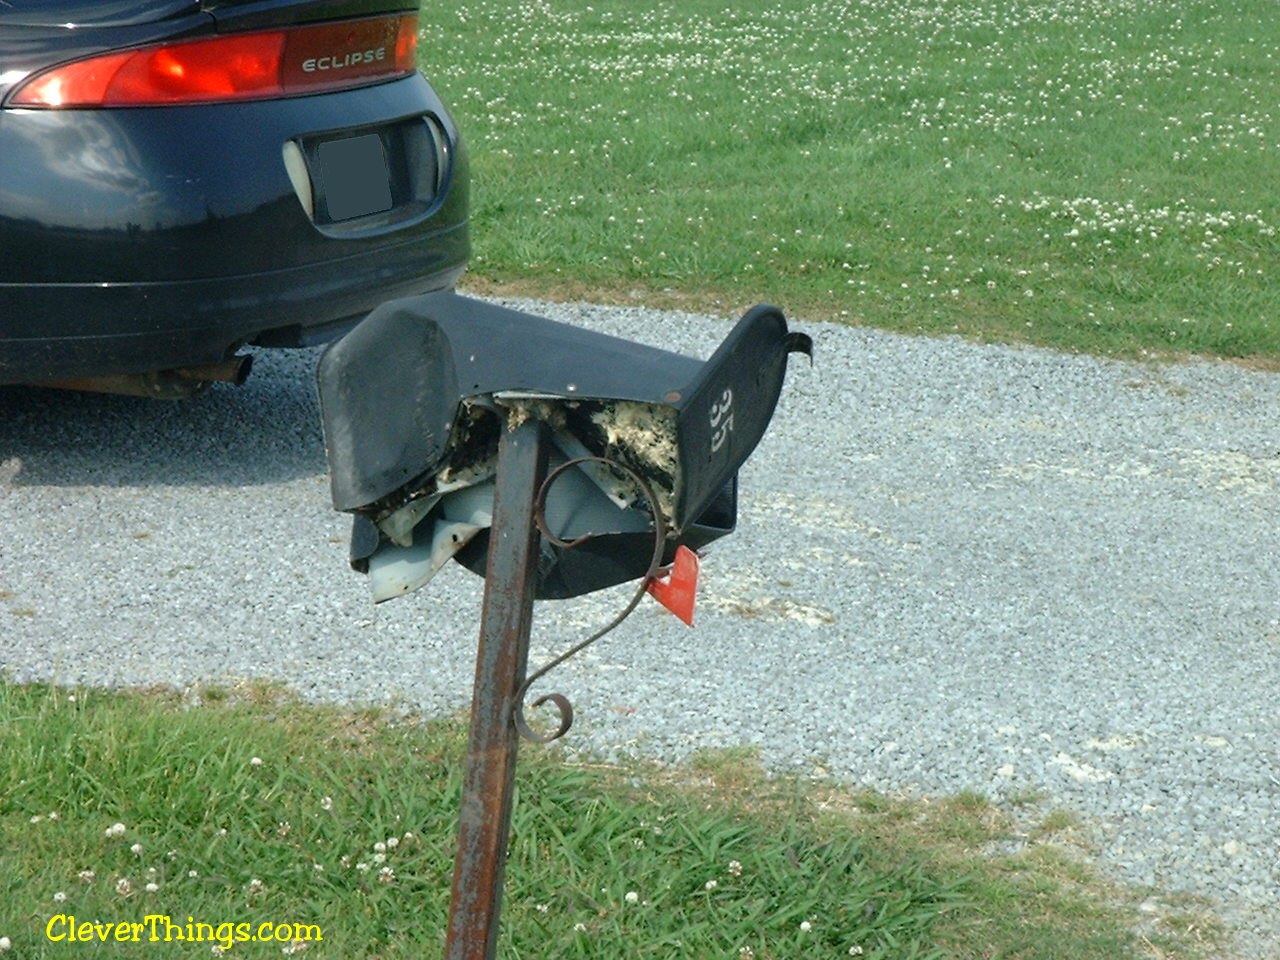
512, 456, 667, 744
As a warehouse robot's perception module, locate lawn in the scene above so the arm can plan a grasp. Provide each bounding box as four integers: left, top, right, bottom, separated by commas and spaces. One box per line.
0, 683, 1219, 958
423, 0, 1280, 360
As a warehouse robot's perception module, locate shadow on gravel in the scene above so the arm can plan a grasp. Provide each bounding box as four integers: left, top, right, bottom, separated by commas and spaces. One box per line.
0, 350, 327, 488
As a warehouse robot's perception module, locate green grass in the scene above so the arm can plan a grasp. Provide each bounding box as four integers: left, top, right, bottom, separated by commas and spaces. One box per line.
422, 0, 1280, 361
0, 682, 1220, 958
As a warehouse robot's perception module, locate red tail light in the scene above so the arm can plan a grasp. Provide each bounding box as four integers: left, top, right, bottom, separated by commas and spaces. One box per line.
9, 13, 419, 108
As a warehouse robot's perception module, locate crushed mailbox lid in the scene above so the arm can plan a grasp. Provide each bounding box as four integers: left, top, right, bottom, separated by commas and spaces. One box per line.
316, 291, 811, 600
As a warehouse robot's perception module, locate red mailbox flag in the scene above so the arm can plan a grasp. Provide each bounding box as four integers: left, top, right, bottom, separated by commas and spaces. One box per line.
646, 545, 699, 626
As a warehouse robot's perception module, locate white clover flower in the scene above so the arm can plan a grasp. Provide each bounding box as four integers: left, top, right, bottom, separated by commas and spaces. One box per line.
53, 891, 66, 903
116, 878, 132, 896
130, 843, 143, 856
250, 756, 263, 766
573, 923, 587, 933
800, 920, 812, 933
105, 822, 127, 838
373, 842, 386, 854
727, 860, 742, 877
377, 866, 395, 885
320, 797, 333, 812
187, 870, 198, 879
0, 937, 11, 953
704, 880, 718, 892
849, 947, 864, 956
385, 836, 398, 849
624, 891, 639, 904
145, 882, 159, 893
247, 878, 264, 894
47, 812, 59, 821
29, 815, 42, 824
78, 870, 95, 883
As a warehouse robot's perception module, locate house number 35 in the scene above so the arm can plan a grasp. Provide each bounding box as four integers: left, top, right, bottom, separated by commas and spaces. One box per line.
710, 388, 734, 453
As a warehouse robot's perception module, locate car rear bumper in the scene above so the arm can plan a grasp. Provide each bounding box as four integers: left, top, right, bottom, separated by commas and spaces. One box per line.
0, 220, 468, 383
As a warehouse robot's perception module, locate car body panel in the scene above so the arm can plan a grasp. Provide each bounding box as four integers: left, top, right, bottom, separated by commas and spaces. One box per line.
0, 75, 465, 284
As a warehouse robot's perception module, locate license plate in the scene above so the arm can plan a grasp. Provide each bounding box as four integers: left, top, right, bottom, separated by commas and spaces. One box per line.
315, 134, 393, 222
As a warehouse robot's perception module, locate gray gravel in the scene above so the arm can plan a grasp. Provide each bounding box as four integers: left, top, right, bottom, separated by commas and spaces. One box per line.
2, 298, 1278, 956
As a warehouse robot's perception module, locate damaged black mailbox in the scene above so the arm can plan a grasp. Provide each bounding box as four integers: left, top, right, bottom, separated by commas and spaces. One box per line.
317, 291, 811, 601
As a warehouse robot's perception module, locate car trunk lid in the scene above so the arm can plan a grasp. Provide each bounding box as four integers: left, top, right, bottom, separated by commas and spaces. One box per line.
0, 1, 200, 28
199, 0, 416, 31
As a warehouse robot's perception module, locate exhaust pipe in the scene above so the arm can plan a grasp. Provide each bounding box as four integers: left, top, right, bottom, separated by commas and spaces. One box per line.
40, 355, 253, 399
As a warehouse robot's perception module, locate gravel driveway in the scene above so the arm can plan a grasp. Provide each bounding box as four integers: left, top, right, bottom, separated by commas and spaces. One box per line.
1, 298, 1277, 956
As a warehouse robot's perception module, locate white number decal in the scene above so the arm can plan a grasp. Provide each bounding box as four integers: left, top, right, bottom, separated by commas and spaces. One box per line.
710, 388, 734, 453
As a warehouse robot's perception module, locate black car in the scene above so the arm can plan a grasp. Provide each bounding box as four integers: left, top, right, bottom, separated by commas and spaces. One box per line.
0, 0, 468, 396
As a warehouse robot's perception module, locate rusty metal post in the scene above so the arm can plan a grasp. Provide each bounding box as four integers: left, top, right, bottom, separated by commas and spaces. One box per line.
444, 418, 548, 960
